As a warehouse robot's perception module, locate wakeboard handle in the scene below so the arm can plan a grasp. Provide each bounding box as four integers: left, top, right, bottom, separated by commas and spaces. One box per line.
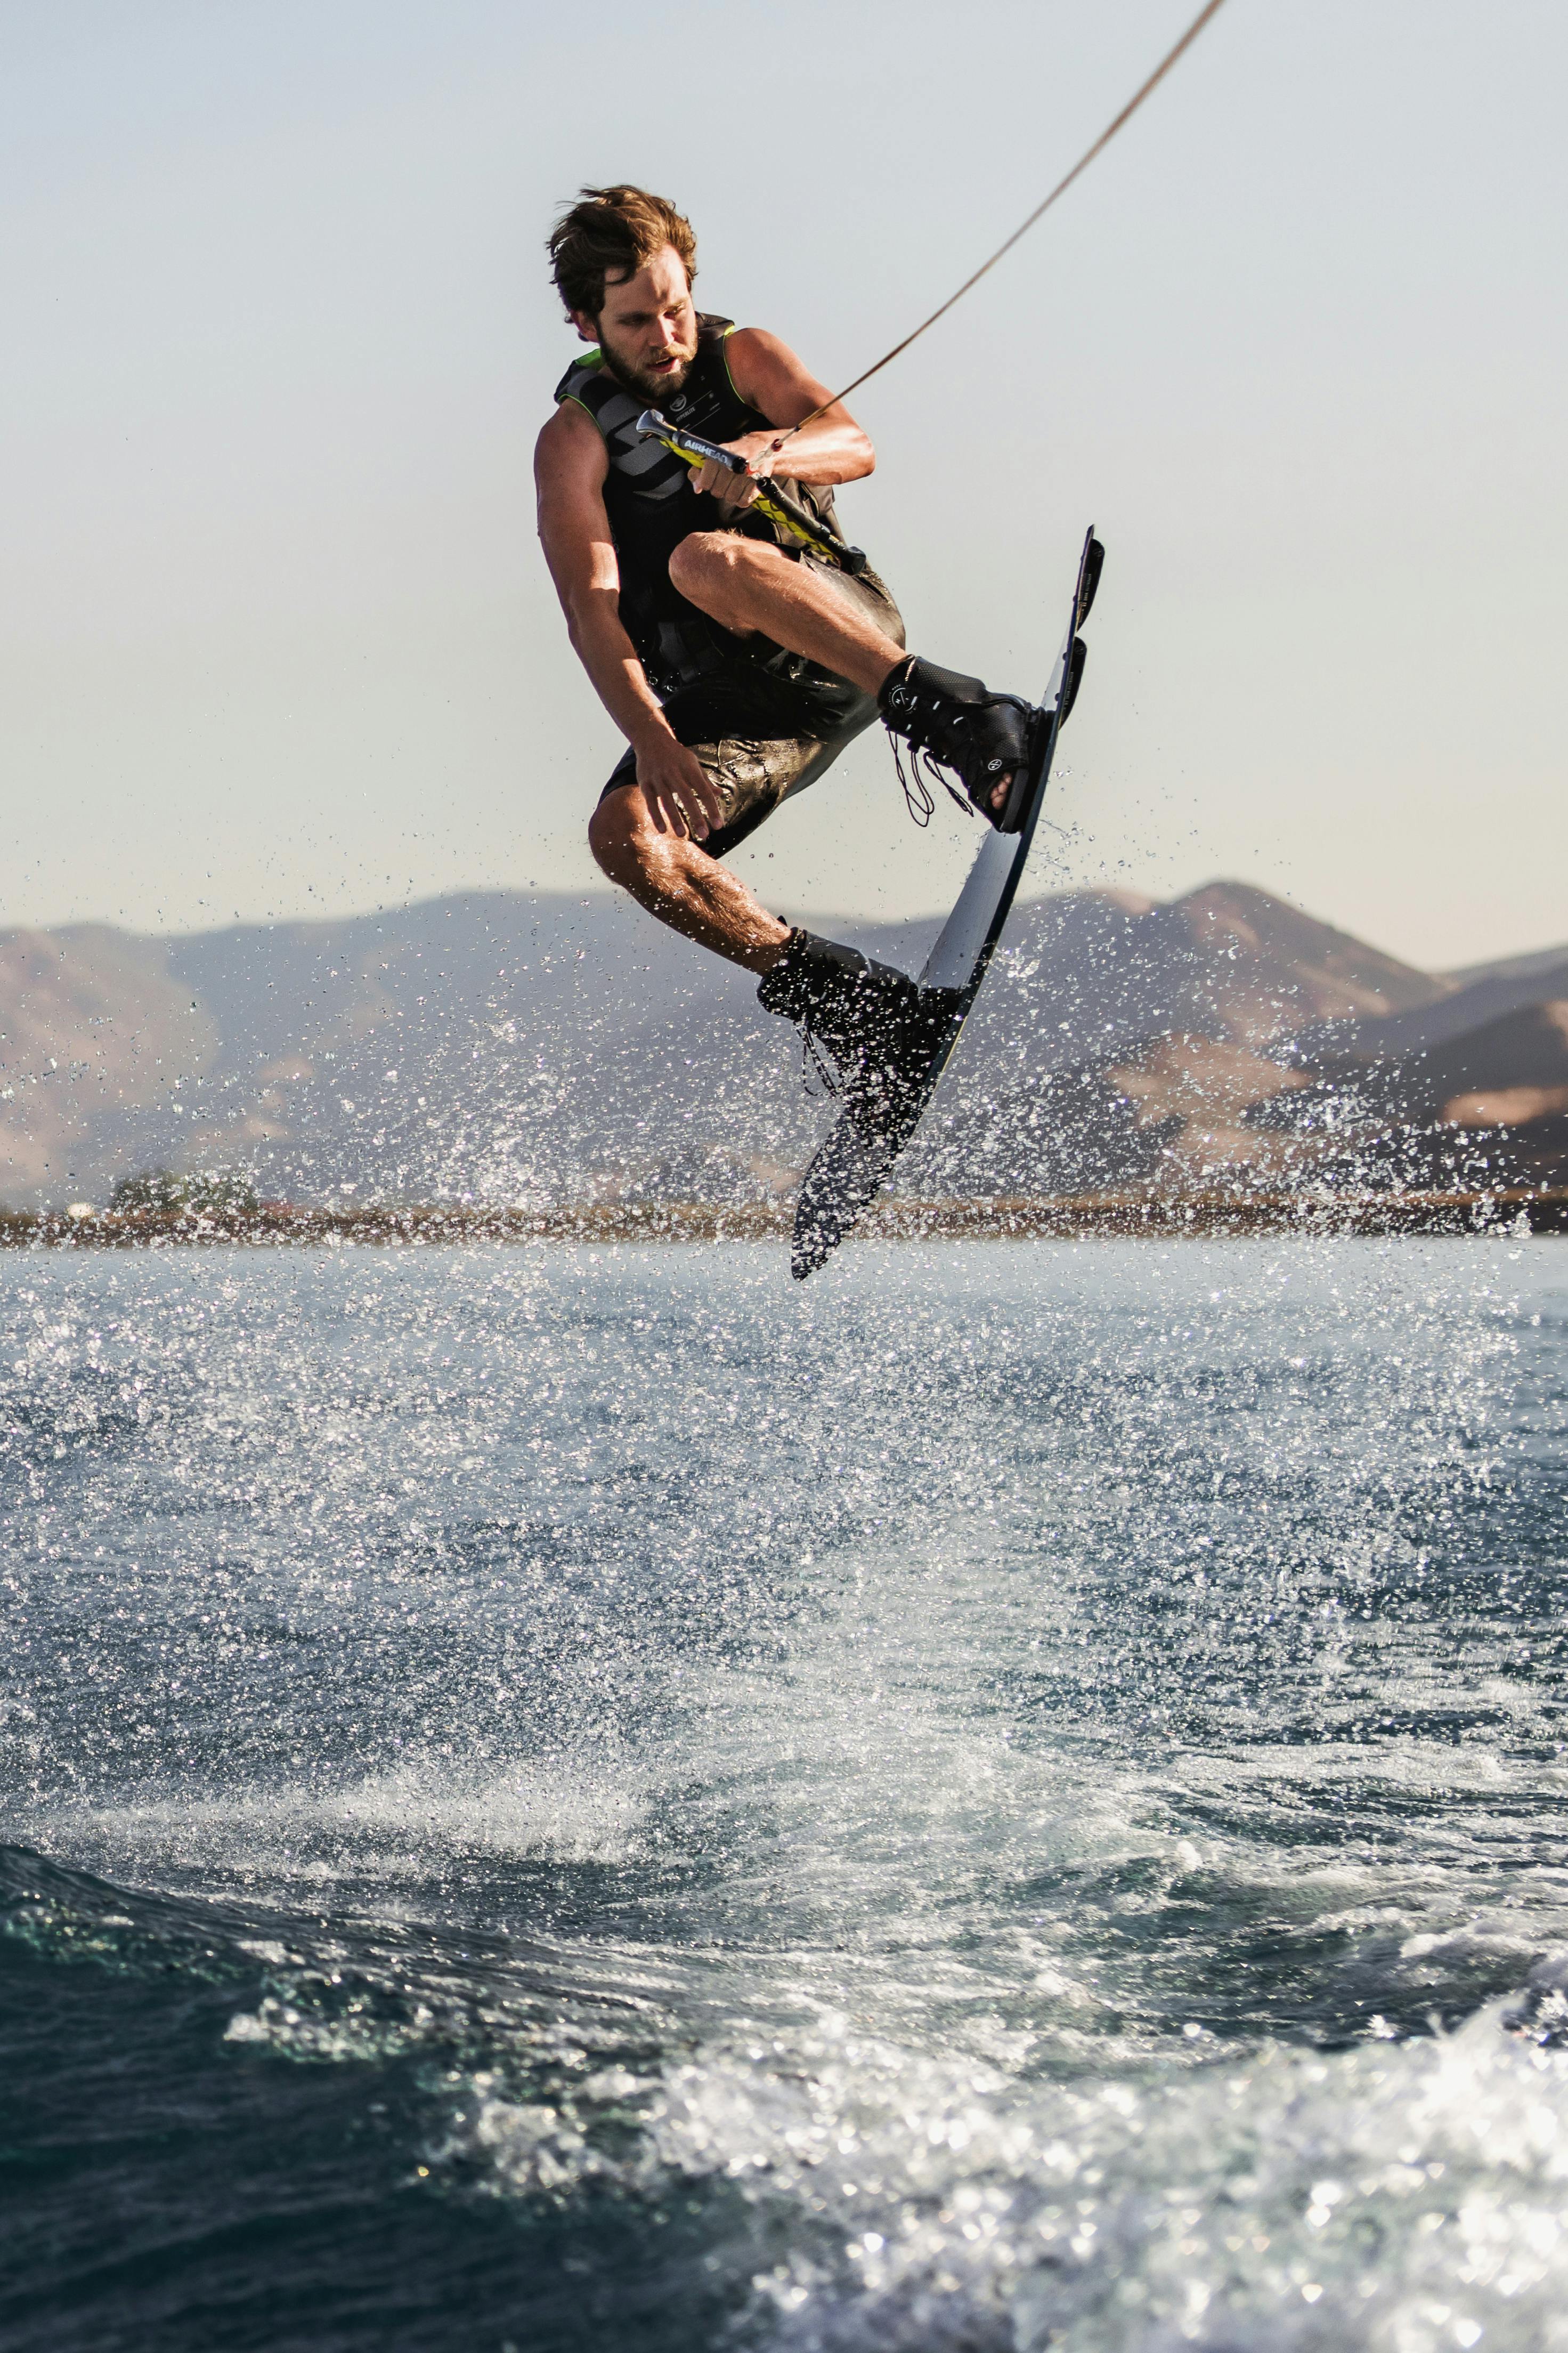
635, 409, 869, 576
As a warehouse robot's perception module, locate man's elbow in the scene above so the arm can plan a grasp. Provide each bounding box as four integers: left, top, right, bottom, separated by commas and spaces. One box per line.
847, 434, 876, 482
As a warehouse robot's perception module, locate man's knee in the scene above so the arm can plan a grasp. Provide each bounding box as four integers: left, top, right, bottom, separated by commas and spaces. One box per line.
668, 529, 751, 604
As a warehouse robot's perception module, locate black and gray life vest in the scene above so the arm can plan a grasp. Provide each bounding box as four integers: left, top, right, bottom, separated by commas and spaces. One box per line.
554, 314, 846, 698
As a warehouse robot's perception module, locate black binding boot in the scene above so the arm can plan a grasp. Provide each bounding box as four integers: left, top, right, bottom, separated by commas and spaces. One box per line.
757, 929, 925, 1106
878, 657, 1036, 834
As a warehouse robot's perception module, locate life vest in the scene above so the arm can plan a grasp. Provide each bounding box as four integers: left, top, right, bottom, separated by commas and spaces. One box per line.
555, 314, 846, 698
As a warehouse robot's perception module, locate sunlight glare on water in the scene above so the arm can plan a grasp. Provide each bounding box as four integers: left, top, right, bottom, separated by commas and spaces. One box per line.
3, 1236, 1566, 2351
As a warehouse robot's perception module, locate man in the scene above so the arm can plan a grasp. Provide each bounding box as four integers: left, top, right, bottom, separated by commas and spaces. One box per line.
534, 184, 1038, 1096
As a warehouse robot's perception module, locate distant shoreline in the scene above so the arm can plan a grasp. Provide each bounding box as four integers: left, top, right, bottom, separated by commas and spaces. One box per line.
4, 1191, 1565, 1249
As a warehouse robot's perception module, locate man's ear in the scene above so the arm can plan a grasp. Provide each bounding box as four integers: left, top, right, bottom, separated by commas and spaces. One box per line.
570, 311, 599, 345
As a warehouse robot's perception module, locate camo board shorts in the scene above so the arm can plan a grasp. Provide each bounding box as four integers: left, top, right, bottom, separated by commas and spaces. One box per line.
598, 556, 904, 862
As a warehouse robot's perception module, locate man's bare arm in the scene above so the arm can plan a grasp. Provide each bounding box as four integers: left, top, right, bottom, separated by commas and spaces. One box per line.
688, 328, 874, 506
534, 405, 722, 838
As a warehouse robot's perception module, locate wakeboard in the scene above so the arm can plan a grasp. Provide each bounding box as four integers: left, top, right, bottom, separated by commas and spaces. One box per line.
791, 527, 1105, 1281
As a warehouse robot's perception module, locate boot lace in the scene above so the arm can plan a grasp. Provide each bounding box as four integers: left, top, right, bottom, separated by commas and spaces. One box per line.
891, 734, 976, 828
799, 1019, 846, 1098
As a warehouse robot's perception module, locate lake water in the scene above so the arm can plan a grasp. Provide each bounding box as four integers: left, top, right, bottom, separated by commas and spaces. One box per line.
3, 1236, 1566, 2352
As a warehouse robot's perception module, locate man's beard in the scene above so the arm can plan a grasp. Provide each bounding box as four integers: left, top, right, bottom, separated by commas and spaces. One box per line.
599, 339, 696, 405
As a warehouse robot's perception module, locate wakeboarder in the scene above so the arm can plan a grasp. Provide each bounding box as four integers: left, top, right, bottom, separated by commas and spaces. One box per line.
535, 184, 1041, 1089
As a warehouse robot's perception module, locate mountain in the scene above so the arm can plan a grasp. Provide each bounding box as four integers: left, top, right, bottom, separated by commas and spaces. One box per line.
1429, 1000, 1568, 1124
0, 892, 808, 1208
1258, 1001, 1568, 1144
1443, 940, 1568, 988
1288, 956, 1568, 1064
0, 882, 1561, 1210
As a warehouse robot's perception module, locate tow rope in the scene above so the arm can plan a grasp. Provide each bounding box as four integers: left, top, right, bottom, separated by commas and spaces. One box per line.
633, 0, 1230, 546
771, 0, 1231, 452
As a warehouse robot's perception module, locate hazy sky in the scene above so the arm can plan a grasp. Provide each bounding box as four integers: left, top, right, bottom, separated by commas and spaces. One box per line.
3, 0, 1565, 969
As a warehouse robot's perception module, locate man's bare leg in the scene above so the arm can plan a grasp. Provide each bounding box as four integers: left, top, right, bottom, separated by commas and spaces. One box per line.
589, 538, 913, 975
587, 530, 1019, 977
667, 532, 905, 696
588, 785, 790, 975
667, 532, 1013, 817
588, 779, 922, 1099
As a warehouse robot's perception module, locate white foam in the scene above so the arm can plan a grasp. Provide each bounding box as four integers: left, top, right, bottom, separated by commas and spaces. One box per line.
456, 1984, 1568, 2352
27, 1760, 646, 1889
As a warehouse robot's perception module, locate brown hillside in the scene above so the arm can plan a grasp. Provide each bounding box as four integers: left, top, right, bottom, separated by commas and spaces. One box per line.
0, 883, 1550, 1210
0, 926, 217, 1195
1433, 1001, 1568, 1127
1171, 882, 1448, 1043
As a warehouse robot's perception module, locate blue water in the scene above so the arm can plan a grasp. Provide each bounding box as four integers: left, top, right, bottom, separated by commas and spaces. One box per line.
3, 1236, 1566, 2352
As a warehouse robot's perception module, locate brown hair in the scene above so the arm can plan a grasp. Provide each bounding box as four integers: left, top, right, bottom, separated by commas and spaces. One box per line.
547, 184, 697, 322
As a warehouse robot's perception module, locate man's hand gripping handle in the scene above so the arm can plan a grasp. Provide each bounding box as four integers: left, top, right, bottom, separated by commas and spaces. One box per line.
636, 410, 868, 576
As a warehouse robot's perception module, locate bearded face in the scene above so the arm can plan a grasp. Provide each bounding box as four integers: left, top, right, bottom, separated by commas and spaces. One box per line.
576, 246, 700, 404
598, 325, 699, 402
